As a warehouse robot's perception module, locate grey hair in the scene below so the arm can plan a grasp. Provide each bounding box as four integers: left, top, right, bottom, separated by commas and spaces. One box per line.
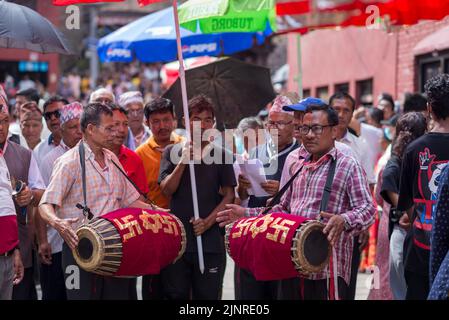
236, 117, 264, 135
89, 87, 115, 103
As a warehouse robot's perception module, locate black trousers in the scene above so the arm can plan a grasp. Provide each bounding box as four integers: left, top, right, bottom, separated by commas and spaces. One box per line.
142, 274, 163, 300
405, 270, 429, 300
236, 267, 279, 300
12, 266, 37, 300
279, 276, 349, 300
348, 235, 361, 300
161, 252, 225, 300
39, 252, 67, 300
61, 243, 134, 300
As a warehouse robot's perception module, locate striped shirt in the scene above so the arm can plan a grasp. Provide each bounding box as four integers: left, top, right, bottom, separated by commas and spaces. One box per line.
40, 140, 140, 230
246, 147, 375, 285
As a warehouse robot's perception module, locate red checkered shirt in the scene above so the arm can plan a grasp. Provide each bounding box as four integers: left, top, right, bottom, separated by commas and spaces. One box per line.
246, 147, 375, 285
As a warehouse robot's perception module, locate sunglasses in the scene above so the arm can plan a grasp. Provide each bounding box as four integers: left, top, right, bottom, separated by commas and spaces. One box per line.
44, 110, 61, 120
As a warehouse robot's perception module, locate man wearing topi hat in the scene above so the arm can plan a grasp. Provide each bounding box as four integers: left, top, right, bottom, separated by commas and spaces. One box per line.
36, 102, 83, 300
118, 91, 151, 149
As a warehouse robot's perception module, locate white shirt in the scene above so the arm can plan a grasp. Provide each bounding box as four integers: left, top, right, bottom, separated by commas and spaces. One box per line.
339, 130, 376, 185
0, 156, 15, 218
360, 123, 383, 173
34, 134, 58, 167
39, 140, 71, 253
28, 153, 46, 190
40, 141, 70, 186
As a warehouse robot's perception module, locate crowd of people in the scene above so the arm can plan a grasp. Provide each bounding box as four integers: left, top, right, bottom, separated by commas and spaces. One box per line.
1, 72, 449, 300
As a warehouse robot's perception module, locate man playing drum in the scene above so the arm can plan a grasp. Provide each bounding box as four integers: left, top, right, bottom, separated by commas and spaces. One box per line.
217, 102, 376, 300
38, 103, 162, 300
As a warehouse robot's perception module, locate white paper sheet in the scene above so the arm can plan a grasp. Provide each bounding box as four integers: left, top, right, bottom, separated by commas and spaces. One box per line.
238, 158, 269, 197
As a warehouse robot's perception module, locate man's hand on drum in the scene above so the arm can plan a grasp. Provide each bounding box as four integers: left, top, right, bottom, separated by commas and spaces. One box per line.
320, 212, 345, 247
260, 180, 280, 196
216, 204, 245, 227
55, 217, 79, 250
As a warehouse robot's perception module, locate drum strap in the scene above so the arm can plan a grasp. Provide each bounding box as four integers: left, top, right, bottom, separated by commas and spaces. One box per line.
260, 163, 305, 215
110, 159, 156, 208
319, 156, 337, 213
318, 156, 338, 301
76, 142, 93, 220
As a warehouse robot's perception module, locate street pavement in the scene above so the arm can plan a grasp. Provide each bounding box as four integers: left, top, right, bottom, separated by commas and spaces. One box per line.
36, 254, 371, 300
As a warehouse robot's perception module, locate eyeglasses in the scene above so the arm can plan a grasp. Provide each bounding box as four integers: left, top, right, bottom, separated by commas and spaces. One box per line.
44, 110, 60, 120
266, 120, 293, 129
299, 124, 333, 135
97, 125, 117, 135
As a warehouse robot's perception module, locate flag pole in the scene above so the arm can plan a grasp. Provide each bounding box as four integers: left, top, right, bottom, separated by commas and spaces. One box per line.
172, 0, 205, 274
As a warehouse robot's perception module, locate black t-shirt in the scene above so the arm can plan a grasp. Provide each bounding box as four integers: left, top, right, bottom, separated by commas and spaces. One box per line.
380, 155, 401, 238
398, 133, 449, 275
158, 143, 237, 254
380, 155, 401, 205
247, 141, 299, 208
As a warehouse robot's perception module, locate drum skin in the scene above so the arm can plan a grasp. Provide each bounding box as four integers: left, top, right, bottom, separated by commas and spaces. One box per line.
225, 212, 330, 281
73, 208, 186, 277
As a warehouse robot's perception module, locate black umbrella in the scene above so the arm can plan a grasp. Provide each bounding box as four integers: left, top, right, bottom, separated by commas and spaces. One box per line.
163, 57, 275, 130
0, 0, 74, 55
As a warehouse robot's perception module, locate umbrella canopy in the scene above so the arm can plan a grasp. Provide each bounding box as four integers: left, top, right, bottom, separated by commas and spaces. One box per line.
163, 57, 275, 130
97, 6, 272, 63
179, 0, 277, 33
0, 0, 74, 54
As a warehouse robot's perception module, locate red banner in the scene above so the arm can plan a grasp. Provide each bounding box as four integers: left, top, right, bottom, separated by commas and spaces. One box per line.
137, 0, 167, 6
53, 0, 124, 5
53, 0, 167, 6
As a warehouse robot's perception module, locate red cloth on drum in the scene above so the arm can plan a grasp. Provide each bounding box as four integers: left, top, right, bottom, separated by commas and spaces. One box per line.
102, 208, 183, 276
228, 212, 309, 281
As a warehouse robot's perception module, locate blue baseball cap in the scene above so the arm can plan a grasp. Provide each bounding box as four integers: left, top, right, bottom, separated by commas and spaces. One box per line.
283, 97, 326, 112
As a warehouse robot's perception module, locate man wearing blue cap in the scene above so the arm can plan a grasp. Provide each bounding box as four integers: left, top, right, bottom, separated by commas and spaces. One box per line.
280, 98, 355, 188
217, 101, 375, 300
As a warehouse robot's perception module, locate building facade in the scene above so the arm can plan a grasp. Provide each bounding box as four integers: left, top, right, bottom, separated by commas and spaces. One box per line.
287, 16, 449, 107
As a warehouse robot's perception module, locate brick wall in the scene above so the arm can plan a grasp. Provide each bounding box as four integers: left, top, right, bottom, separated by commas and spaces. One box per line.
396, 17, 449, 100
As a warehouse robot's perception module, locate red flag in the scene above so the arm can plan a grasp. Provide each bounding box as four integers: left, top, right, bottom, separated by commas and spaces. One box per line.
53, 0, 124, 5
137, 0, 167, 6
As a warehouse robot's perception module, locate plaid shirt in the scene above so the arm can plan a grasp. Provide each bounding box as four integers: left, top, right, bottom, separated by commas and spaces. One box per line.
246, 147, 375, 285
40, 140, 140, 230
